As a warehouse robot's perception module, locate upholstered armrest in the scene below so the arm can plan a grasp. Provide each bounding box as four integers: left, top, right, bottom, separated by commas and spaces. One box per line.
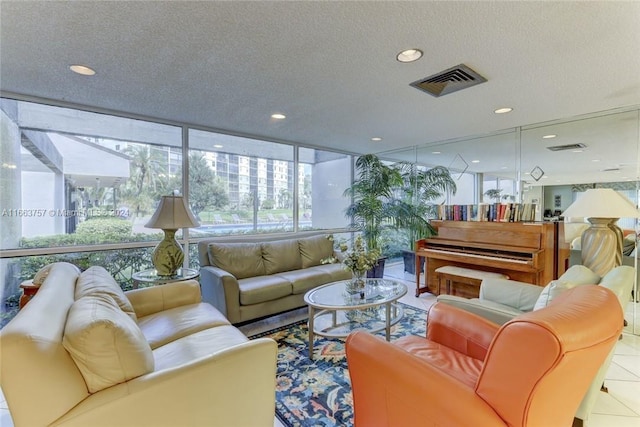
426, 303, 500, 360
479, 278, 543, 311
436, 295, 524, 326
199, 266, 240, 320
125, 280, 201, 318
52, 338, 278, 427
345, 331, 505, 426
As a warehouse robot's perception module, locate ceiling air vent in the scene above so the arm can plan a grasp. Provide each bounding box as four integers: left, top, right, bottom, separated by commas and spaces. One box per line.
410, 64, 487, 97
546, 143, 587, 151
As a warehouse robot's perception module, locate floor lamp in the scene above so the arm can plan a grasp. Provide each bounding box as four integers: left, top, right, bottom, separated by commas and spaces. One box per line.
562, 188, 639, 277
145, 195, 200, 276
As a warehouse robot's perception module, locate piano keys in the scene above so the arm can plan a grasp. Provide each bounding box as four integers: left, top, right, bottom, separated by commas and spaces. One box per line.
415, 220, 567, 297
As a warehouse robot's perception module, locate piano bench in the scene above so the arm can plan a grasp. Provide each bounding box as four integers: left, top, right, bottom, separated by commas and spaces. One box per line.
435, 266, 509, 298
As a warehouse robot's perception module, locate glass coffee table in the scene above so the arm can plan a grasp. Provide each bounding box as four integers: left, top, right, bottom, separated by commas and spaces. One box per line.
303, 278, 407, 359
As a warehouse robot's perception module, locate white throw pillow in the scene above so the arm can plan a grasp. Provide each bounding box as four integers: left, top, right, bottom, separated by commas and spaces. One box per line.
558, 265, 600, 286
63, 295, 154, 393
533, 280, 577, 310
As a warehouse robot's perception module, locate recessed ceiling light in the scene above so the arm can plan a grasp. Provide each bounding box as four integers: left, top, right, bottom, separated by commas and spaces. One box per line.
471, 160, 480, 163
213, 144, 223, 148
396, 49, 423, 63
592, 159, 601, 162
69, 65, 96, 76
500, 166, 507, 170
542, 134, 557, 139
431, 151, 441, 154
271, 113, 286, 120
371, 137, 383, 142
494, 107, 513, 114
572, 149, 583, 153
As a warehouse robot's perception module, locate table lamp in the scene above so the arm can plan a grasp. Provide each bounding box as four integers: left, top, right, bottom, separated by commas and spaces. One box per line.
562, 188, 639, 277
145, 195, 200, 276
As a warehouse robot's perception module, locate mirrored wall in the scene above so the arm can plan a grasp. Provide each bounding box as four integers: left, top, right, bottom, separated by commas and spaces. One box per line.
380, 106, 640, 335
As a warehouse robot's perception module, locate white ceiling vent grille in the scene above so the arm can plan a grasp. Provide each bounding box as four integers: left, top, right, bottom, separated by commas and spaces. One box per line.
546, 143, 587, 151
410, 64, 487, 97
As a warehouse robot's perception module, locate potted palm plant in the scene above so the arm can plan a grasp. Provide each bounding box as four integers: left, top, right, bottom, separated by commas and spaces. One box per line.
343, 154, 403, 278
390, 162, 457, 274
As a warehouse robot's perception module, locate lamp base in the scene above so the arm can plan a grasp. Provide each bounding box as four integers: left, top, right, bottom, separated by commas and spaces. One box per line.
152, 229, 184, 277
580, 218, 620, 277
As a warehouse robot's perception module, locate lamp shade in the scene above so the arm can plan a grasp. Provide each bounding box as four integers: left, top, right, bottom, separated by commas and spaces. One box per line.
562, 189, 640, 219
145, 195, 200, 229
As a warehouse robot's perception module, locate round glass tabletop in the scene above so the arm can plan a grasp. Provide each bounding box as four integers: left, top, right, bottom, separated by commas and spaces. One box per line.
132, 268, 199, 284
304, 278, 407, 309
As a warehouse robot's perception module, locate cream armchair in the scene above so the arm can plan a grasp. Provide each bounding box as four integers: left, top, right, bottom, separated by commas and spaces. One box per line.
437, 264, 635, 426
0, 262, 277, 427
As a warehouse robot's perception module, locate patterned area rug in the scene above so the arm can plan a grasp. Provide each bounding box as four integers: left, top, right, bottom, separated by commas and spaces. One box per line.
250, 303, 428, 427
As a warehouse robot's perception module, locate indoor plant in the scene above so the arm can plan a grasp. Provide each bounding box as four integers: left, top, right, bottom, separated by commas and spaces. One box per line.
324, 234, 381, 288
343, 154, 403, 277
390, 162, 457, 274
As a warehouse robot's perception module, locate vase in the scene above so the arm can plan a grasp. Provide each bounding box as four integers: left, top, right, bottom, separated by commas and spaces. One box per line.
347, 271, 366, 293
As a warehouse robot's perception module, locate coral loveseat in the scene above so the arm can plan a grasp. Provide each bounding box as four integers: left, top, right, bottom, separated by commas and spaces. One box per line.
198, 232, 351, 324
0, 262, 277, 427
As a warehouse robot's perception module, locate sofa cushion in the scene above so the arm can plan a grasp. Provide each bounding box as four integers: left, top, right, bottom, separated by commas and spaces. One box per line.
63, 295, 154, 393
238, 275, 292, 305
137, 303, 231, 349
75, 266, 137, 321
395, 335, 483, 388
299, 235, 334, 268
208, 242, 265, 279
309, 263, 353, 282
275, 269, 333, 294
262, 240, 302, 274
533, 280, 577, 310
152, 326, 249, 371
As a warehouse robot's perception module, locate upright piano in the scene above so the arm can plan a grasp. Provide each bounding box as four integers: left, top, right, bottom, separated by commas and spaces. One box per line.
415, 220, 568, 297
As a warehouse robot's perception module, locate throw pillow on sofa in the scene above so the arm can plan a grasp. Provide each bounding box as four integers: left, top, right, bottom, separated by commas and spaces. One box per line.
75, 266, 137, 321
533, 280, 577, 310
533, 265, 601, 310
63, 294, 154, 393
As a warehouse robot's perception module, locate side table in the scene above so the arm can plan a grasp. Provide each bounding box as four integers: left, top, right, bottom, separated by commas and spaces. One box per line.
132, 268, 199, 288
19, 279, 40, 309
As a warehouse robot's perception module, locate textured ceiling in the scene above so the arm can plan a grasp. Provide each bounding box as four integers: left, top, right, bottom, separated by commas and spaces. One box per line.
1, 1, 640, 184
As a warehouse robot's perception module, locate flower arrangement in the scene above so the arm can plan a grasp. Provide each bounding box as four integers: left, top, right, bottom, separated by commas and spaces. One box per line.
323, 234, 381, 277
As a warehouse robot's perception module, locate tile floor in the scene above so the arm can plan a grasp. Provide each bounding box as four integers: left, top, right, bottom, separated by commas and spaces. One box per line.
1, 261, 638, 427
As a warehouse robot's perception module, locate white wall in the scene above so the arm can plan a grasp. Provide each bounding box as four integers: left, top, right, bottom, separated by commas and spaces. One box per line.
21, 171, 57, 237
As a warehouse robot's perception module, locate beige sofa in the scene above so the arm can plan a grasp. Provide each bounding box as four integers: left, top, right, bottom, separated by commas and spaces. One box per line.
0, 262, 277, 427
198, 232, 351, 324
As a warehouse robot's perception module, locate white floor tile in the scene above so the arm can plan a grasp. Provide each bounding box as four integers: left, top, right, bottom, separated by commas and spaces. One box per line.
617, 338, 640, 357
607, 361, 640, 382
587, 413, 640, 427
605, 380, 640, 416
592, 389, 639, 417
0, 410, 12, 426
613, 354, 640, 378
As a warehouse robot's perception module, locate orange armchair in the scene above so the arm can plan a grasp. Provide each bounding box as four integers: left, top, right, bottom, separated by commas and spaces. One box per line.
345, 285, 623, 427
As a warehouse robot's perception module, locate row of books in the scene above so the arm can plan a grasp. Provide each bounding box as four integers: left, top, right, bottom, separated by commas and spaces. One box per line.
437, 203, 537, 222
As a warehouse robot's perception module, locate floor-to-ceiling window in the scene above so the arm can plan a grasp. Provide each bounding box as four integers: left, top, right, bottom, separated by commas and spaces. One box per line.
0, 97, 354, 327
